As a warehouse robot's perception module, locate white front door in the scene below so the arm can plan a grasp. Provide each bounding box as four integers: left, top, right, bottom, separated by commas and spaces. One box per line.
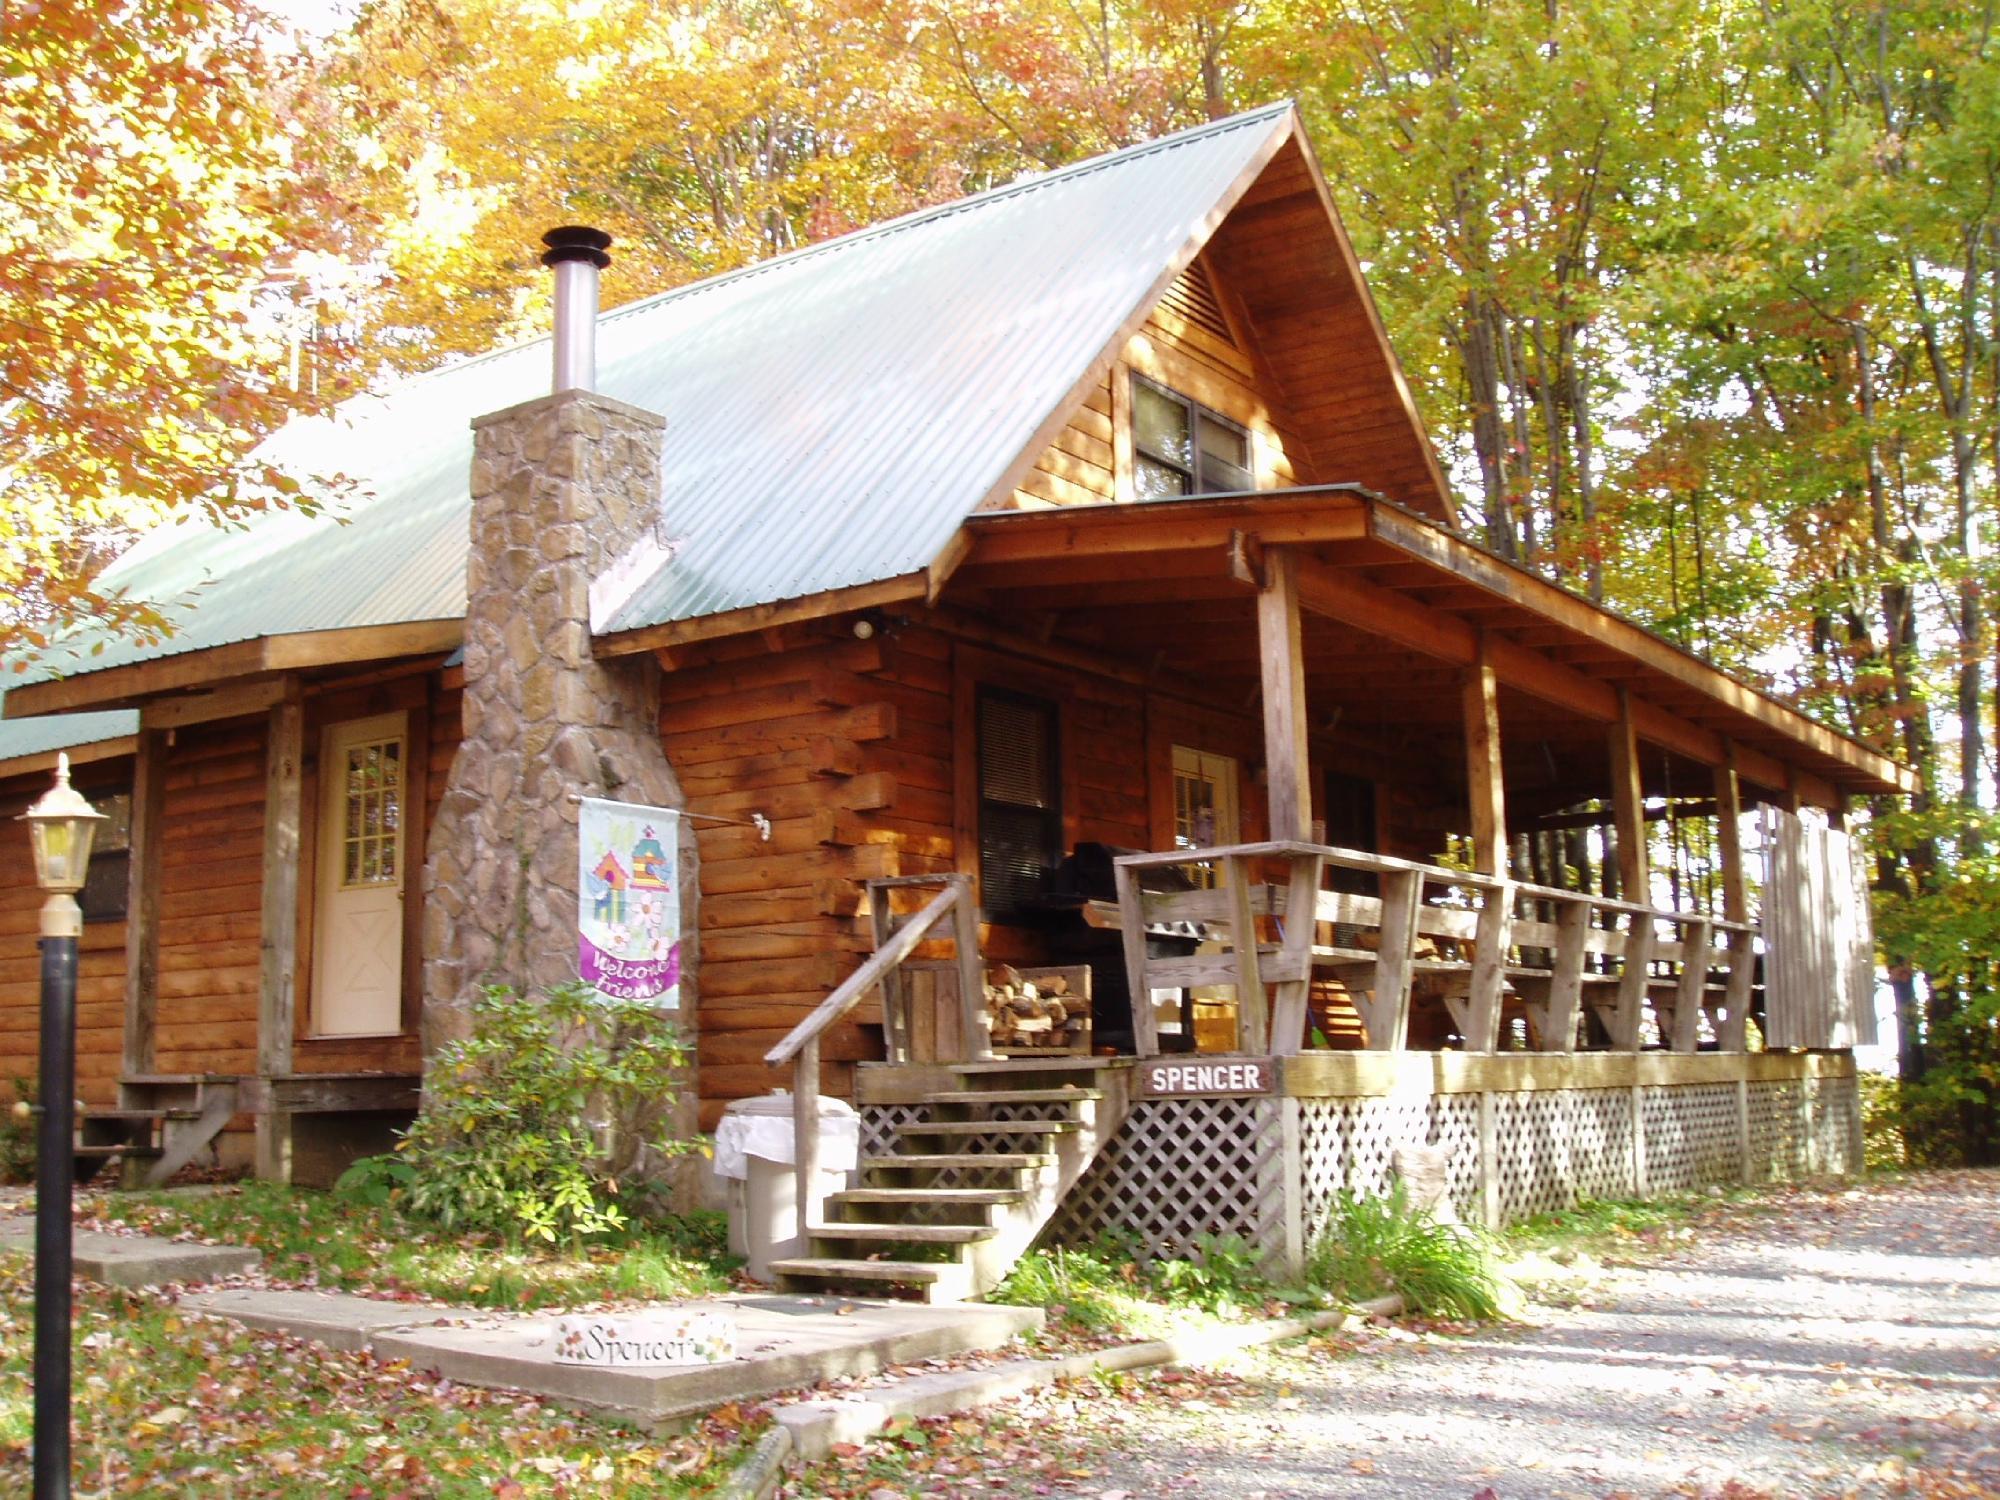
312, 712, 408, 1036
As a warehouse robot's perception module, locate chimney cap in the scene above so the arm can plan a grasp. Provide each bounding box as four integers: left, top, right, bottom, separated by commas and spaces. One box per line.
541, 225, 612, 270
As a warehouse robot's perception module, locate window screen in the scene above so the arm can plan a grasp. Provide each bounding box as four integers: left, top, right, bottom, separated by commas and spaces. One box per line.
79, 790, 132, 924
1131, 375, 1257, 496
977, 688, 1061, 916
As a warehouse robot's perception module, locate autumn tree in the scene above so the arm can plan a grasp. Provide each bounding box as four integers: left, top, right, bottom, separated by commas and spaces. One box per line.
0, 0, 362, 656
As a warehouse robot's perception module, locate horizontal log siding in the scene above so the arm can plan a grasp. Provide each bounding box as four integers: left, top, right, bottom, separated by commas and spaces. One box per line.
154, 721, 265, 1079
1009, 371, 1117, 509
0, 767, 129, 1106
1002, 262, 1316, 514
663, 633, 905, 1129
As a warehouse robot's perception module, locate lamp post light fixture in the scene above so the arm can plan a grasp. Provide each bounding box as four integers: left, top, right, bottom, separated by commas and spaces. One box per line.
18, 753, 105, 1500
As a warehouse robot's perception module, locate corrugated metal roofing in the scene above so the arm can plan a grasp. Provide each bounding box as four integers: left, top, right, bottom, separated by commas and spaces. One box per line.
0, 686, 136, 765
40, 103, 1296, 682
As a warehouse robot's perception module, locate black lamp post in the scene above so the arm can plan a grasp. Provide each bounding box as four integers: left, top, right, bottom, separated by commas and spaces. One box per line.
18, 754, 104, 1500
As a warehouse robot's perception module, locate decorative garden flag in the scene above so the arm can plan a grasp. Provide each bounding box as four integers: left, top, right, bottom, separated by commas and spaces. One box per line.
578, 798, 682, 1008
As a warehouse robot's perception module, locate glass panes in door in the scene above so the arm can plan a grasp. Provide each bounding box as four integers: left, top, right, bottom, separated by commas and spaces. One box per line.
340, 738, 403, 887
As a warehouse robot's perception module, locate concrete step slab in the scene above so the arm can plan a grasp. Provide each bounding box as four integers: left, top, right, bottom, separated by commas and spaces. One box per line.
0, 1229, 259, 1288
181, 1288, 453, 1352
366, 1294, 1039, 1425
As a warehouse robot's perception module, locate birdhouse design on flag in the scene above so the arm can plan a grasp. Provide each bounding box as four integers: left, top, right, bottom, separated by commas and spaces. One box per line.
589, 851, 629, 926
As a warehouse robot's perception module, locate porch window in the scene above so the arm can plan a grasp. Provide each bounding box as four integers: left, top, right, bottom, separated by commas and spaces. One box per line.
1132, 376, 1254, 497
78, 790, 132, 924
1171, 746, 1240, 888
977, 687, 1061, 917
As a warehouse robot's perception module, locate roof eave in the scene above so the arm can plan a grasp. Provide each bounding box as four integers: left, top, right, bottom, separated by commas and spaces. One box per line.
3, 619, 463, 718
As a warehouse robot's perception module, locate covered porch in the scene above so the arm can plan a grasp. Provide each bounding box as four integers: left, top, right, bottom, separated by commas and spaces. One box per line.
764, 486, 1901, 1290
926, 483, 1901, 1065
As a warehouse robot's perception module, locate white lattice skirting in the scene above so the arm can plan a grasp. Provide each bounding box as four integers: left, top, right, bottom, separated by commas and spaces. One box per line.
856, 1070, 1862, 1271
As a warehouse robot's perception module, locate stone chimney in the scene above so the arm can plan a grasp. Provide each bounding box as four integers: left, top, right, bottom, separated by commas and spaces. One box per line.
420, 229, 694, 1063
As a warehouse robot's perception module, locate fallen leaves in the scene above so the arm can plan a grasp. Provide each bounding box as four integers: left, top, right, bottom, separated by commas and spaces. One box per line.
0, 1257, 752, 1497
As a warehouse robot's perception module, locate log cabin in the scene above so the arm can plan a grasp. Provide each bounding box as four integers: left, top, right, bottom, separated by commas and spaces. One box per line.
1, 103, 1909, 1295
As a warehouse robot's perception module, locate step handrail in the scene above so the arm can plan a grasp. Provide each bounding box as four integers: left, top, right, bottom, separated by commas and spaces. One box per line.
765, 873, 983, 1241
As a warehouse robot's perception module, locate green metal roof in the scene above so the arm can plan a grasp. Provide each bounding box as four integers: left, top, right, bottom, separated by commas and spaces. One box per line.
28, 103, 1297, 690
0, 685, 135, 768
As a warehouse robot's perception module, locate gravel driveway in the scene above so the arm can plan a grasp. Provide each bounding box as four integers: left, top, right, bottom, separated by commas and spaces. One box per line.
798, 1171, 2000, 1499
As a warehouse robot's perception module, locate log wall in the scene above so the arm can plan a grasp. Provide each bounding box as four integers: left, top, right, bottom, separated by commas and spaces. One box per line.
0, 764, 129, 1108
153, 720, 266, 1080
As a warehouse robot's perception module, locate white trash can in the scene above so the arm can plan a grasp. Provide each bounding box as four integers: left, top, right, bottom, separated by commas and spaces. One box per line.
712, 1091, 859, 1282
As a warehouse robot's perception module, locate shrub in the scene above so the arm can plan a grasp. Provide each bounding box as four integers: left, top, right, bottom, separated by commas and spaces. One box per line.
1858, 1070, 1909, 1170
1147, 1233, 1266, 1315
1307, 1183, 1504, 1321
0, 1079, 34, 1185
989, 1245, 1133, 1329
345, 982, 693, 1244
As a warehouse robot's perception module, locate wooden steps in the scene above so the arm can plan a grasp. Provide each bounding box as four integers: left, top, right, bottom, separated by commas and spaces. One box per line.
78, 1075, 241, 1187
771, 1059, 1133, 1304
832, 1187, 1027, 1206
805, 1221, 996, 1245
865, 1152, 1055, 1171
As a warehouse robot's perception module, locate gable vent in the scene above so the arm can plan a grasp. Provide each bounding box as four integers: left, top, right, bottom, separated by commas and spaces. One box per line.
1163, 260, 1236, 347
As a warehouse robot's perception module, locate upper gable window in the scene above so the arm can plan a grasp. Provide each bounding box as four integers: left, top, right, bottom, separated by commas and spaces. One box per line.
1132, 376, 1254, 498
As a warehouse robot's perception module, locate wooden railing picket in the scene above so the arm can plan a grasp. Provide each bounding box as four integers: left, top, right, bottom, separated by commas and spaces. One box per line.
1112, 860, 1159, 1057
1669, 918, 1712, 1053
1607, 910, 1654, 1051
870, 896, 908, 1065
1366, 867, 1423, 1050
947, 874, 989, 1063
1538, 898, 1591, 1053
1718, 928, 1755, 1050
1225, 853, 1267, 1054
1463, 879, 1514, 1052
1268, 850, 1324, 1054
793, 1033, 820, 1251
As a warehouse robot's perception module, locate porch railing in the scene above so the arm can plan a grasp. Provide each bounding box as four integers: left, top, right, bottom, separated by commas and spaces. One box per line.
1112, 840, 1758, 1057
764, 873, 989, 1234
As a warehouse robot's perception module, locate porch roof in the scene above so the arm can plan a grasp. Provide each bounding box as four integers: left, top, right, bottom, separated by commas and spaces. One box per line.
948, 487, 1913, 805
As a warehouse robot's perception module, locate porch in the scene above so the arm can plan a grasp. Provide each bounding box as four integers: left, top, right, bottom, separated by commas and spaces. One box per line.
751, 485, 1898, 1296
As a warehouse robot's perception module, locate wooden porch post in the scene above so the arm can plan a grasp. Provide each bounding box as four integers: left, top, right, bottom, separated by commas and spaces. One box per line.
1609, 689, 1648, 903
1461, 641, 1511, 1051
255, 686, 304, 1183
1257, 548, 1311, 843
1461, 643, 1506, 878
120, 725, 167, 1094
1714, 748, 1755, 1050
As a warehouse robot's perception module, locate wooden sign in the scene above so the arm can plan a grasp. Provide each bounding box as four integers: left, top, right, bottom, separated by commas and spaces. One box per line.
1136, 1056, 1276, 1098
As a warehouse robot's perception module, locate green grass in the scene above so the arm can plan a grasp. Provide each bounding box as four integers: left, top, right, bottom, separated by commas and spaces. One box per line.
990, 1234, 1272, 1340
0, 1253, 752, 1497
1306, 1185, 1504, 1321
86, 1182, 738, 1311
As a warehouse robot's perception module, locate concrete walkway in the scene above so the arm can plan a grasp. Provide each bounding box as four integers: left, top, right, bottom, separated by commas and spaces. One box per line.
0, 1226, 259, 1287
791, 1171, 2000, 1498
177, 1285, 1041, 1425
0, 1209, 1045, 1428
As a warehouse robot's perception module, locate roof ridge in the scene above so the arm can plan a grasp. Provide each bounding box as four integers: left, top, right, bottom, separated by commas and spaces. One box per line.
383, 101, 1298, 393
598, 101, 1297, 327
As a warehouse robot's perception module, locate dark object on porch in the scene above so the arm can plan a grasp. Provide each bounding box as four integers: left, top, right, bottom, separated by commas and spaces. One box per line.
1029, 843, 1204, 1054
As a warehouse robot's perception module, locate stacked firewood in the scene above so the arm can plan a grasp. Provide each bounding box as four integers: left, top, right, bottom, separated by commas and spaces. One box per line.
983, 964, 1089, 1051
